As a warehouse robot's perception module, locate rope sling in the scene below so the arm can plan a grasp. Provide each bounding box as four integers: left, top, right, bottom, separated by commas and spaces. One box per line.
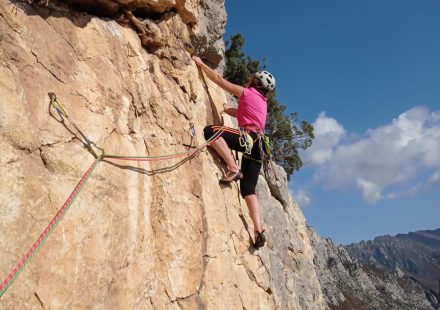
0, 93, 227, 298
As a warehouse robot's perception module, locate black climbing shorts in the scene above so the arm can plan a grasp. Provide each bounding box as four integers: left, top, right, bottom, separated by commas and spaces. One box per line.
204, 125, 262, 198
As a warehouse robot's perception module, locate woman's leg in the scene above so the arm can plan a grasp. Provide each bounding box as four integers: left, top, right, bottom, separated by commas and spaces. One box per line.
204, 126, 245, 174
205, 126, 265, 247
209, 137, 239, 172
240, 157, 264, 245
244, 194, 262, 234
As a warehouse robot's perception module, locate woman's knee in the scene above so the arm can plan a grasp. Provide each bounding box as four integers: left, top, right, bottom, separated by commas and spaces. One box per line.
240, 183, 256, 198
240, 160, 261, 198
203, 125, 215, 141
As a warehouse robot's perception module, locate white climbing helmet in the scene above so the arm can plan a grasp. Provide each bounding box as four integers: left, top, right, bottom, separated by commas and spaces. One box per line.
254, 71, 276, 91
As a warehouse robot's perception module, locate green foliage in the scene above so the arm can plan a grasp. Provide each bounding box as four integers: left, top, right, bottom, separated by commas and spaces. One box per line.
224, 34, 260, 85
266, 94, 314, 177
224, 33, 314, 178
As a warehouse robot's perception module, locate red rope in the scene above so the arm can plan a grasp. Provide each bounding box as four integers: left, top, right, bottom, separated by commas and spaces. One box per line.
103, 128, 227, 162
0, 159, 100, 298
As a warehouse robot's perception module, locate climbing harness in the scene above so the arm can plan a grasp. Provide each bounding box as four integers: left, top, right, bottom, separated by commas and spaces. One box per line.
241, 128, 279, 183
237, 126, 279, 183
0, 94, 228, 298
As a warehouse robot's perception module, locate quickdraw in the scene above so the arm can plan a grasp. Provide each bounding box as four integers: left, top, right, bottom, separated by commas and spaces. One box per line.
238, 127, 253, 155
49, 93, 105, 159
183, 123, 197, 149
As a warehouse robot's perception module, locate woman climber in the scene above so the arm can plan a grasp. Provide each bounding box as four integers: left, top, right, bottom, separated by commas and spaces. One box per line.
192, 56, 276, 249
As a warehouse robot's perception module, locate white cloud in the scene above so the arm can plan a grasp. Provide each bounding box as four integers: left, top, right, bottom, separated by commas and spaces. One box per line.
302, 111, 345, 165
386, 170, 440, 200
386, 183, 423, 200
429, 170, 440, 184
356, 178, 383, 203
302, 106, 440, 203
291, 188, 312, 207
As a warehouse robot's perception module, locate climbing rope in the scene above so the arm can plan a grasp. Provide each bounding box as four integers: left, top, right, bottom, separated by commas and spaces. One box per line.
0, 158, 100, 298
0, 94, 228, 298
103, 128, 223, 162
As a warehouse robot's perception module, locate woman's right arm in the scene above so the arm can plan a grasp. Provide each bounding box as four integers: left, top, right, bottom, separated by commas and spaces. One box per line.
192, 56, 244, 97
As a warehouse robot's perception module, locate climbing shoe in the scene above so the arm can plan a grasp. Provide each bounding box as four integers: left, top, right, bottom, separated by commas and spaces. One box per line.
254, 230, 266, 249
219, 170, 243, 183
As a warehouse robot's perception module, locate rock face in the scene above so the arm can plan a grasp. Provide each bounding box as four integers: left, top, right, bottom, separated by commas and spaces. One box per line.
0, 0, 325, 308
308, 228, 439, 310
345, 228, 440, 294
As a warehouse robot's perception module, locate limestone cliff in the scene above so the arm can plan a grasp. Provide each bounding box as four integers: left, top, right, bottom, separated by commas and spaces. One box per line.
0, 1, 325, 308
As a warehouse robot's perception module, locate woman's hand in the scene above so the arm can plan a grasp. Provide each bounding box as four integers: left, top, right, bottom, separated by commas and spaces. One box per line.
222, 104, 238, 118
223, 103, 233, 112
192, 56, 204, 67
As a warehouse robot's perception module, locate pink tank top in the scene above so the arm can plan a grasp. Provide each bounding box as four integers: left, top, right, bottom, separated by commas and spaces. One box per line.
237, 87, 267, 132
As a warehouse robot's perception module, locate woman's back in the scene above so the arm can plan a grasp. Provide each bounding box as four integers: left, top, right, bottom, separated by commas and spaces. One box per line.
237, 87, 267, 132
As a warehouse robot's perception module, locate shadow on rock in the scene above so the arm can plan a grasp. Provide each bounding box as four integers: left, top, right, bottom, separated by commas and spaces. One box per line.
9, 0, 92, 28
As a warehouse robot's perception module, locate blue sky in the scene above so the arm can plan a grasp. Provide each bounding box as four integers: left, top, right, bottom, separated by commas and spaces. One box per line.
225, 0, 440, 244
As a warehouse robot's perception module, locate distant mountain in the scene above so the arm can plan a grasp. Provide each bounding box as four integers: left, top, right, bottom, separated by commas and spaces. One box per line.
345, 228, 440, 293
308, 228, 439, 310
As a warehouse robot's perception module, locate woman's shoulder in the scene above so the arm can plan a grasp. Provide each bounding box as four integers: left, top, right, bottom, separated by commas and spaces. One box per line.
243, 87, 266, 100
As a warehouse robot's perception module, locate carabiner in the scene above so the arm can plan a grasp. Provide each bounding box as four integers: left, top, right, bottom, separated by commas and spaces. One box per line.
189, 123, 196, 138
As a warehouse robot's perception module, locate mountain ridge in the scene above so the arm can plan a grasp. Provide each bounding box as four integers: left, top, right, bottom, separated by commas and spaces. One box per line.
345, 228, 440, 294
